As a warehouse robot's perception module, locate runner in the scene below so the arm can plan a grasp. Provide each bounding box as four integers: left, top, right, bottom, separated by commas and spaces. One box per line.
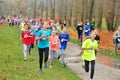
76, 21, 83, 43
21, 24, 31, 61
49, 30, 60, 68
59, 27, 70, 67
81, 30, 98, 80
84, 20, 91, 37
36, 22, 51, 73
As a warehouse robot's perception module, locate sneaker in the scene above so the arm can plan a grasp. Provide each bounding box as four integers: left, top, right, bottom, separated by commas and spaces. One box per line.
62, 63, 67, 67
38, 69, 42, 74
58, 55, 61, 60
24, 58, 27, 61
50, 65, 53, 68
44, 63, 48, 68
29, 52, 31, 55
81, 64, 85, 69
81, 60, 85, 69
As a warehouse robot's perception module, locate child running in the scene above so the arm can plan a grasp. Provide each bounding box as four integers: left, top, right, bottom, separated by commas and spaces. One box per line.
36, 22, 51, 73
59, 27, 70, 67
21, 24, 31, 61
49, 30, 60, 68
81, 30, 98, 80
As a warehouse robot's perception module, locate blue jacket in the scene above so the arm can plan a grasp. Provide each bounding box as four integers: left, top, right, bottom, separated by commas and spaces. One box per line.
59, 33, 70, 50
84, 25, 91, 36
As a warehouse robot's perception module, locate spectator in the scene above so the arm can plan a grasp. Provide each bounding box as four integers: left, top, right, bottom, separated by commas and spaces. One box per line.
76, 21, 83, 43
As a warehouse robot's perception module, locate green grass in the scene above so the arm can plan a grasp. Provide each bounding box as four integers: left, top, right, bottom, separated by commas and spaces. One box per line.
70, 38, 82, 47
0, 24, 81, 80
101, 20, 107, 29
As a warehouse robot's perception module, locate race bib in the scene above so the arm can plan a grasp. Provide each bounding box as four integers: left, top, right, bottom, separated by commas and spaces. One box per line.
61, 39, 64, 42
42, 38, 46, 40
53, 41, 57, 44
117, 38, 120, 42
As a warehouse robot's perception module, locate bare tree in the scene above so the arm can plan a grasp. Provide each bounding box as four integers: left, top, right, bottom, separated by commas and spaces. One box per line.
81, 0, 84, 23
34, 0, 37, 18
97, 3, 103, 29
68, 0, 73, 27
46, 0, 48, 19
74, 0, 79, 27
1, 0, 120, 31
40, 0, 44, 18
105, 0, 117, 31
89, 0, 95, 20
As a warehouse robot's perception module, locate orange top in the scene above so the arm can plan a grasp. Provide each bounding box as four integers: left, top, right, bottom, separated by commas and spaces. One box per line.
49, 36, 59, 50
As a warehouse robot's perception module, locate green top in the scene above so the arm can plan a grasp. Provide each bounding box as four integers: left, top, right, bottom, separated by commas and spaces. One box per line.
90, 20, 95, 27
82, 39, 98, 61
57, 26, 61, 32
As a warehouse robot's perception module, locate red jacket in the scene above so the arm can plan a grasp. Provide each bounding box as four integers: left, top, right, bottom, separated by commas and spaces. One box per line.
21, 30, 31, 44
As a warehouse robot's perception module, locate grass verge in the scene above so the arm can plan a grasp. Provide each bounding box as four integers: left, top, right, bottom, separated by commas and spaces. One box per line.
0, 24, 81, 80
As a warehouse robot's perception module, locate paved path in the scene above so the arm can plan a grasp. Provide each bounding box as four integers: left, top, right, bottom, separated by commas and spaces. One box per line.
64, 42, 120, 80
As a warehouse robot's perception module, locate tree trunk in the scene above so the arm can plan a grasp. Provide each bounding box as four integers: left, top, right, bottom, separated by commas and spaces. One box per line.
81, 0, 84, 23
68, 0, 73, 27
46, 0, 48, 19
34, 0, 37, 18
106, 0, 116, 31
97, 4, 103, 29
40, 0, 44, 19
89, 0, 94, 20
64, 0, 68, 21
74, 0, 79, 27
52, 0, 55, 19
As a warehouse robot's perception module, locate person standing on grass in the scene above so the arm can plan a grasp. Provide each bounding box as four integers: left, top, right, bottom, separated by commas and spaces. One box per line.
81, 30, 98, 80
36, 22, 51, 73
59, 27, 70, 67
76, 21, 83, 43
21, 24, 31, 61
49, 30, 60, 68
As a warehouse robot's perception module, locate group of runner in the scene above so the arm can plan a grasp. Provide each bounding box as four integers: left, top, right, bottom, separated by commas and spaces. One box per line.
15, 17, 70, 74
6, 15, 100, 80
76, 18, 100, 80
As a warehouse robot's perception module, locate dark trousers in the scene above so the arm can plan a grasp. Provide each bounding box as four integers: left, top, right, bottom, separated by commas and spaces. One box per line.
29, 44, 34, 53
38, 47, 49, 69
84, 60, 95, 79
77, 32, 82, 42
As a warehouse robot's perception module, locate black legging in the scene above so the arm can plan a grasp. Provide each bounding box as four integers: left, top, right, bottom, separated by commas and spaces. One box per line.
84, 60, 95, 79
38, 47, 49, 69
29, 44, 34, 54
